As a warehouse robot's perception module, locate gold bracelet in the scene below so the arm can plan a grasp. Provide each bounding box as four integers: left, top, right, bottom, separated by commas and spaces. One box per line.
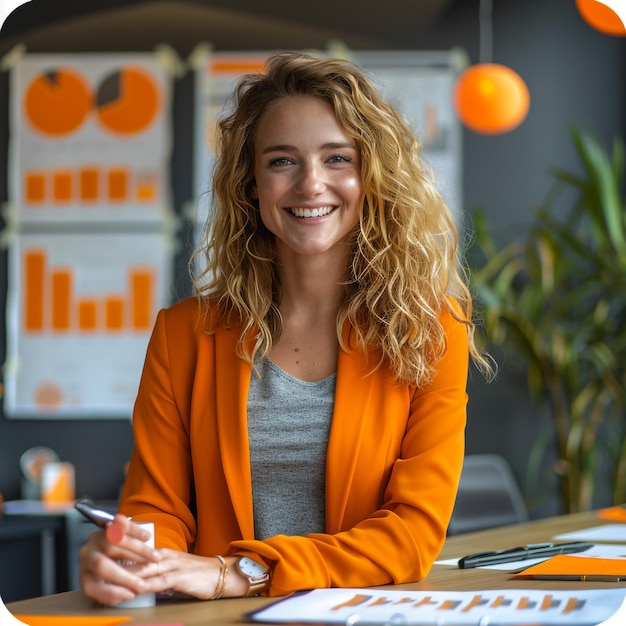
210, 555, 228, 600
221, 557, 229, 596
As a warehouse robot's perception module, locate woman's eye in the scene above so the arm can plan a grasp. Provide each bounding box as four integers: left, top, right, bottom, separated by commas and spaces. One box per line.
268, 157, 292, 167
328, 154, 352, 163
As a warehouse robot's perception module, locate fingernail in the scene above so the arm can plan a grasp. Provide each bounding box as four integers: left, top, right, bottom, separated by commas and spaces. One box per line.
106, 522, 125, 545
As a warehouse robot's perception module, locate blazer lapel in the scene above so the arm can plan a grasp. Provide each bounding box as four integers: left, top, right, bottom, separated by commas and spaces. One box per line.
214, 325, 256, 539
325, 325, 372, 533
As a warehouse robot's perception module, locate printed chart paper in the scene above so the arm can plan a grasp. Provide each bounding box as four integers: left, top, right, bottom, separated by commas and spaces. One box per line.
5, 232, 172, 418
10, 53, 172, 224
193, 51, 271, 203
553, 524, 626, 543
192, 51, 272, 279
5, 52, 175, 419
248, 587, 626, 625
350, 51, 462, 221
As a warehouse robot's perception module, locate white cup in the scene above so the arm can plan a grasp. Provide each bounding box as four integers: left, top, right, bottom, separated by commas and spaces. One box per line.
109, 522, 156, 609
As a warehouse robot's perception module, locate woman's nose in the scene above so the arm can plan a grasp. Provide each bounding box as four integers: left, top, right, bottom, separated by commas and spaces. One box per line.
295, 162, 325, 196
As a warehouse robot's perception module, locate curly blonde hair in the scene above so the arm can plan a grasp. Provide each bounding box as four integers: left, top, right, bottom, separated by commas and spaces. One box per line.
192, 51, 490, 386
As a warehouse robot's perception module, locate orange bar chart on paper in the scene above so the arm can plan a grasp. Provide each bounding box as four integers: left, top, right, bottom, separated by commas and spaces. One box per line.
23, 249, 155, 334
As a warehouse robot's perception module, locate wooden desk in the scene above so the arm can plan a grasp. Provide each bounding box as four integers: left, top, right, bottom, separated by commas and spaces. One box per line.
7, 510, 626, 625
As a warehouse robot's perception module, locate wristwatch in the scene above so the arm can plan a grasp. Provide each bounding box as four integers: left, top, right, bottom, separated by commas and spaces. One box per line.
234, 556, 270, 596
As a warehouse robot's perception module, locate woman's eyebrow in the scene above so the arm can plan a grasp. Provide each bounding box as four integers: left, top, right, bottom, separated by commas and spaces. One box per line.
261, 142, 356, 155
261, 144, 295, 154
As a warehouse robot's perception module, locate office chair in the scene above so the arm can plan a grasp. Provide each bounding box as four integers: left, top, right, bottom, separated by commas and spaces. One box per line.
447, 453, 528, 535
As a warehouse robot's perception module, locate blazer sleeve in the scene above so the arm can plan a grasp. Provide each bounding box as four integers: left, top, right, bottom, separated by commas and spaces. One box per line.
119, 304, 198, 552
230, 307, 469, 596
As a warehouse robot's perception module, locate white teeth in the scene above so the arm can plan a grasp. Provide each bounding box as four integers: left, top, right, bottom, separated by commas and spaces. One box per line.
290, 206, 334, 218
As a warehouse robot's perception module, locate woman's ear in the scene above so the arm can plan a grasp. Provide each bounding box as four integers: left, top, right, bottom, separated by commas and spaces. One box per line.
251, 184, 258, 200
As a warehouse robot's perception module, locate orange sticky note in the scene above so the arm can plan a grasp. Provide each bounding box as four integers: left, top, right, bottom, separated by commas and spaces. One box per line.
14, 617, 132, 626
515, 554, 626, 580
598, 506, 626, 522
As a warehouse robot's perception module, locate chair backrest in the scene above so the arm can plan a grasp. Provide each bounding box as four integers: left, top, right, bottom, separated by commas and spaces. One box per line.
447, 453, 528, 535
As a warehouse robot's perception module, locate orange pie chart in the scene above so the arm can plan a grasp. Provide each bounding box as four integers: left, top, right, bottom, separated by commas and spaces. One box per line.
24, 67, 92, 136
96, 66, 160, 135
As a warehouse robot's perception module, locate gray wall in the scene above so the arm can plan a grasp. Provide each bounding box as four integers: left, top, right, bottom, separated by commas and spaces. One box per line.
0, 0, 624, 516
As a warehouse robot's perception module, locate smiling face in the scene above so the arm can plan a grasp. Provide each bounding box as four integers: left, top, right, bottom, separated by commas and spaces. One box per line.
252, 95, 363, 265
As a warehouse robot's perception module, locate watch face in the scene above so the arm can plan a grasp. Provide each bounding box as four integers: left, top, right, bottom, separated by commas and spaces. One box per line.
238, 557, 268, 578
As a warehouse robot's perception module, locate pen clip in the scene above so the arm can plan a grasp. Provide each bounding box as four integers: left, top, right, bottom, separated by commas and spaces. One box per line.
459, 545, 532, 562
493, 542, 554, 555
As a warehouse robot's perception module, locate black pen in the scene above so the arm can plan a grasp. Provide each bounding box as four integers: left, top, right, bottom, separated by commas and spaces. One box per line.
458, 541, 594, 569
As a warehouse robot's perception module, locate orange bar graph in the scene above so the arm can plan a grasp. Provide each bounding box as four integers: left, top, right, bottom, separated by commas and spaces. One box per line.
23, 165, 157, 205
422, 102, 440, 148
131, 269, 153, 330
22, 249, 156, 334
79, 167, 99, 201
24, 251, 46, 331
211, 60, 266, 74
25, 172, 46, 203
105, 297, 124, 330
108, 168, 128, 201
78, 298, 98, 332
53, 170, 72, 203
51, 269, 72, 331
136, 173, 157, 202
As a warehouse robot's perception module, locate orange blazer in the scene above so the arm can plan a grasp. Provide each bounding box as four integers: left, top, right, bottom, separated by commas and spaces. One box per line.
120, 296, 468, 596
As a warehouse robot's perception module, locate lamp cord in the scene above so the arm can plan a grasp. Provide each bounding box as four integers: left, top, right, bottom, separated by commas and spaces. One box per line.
479, 0, 493, 64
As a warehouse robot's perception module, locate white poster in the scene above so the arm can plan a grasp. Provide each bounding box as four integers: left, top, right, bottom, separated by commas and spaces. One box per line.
9, 53, 172, 224
192, 51, 272, 235
4, 232, 173, 418
350, 51, 462, 221
5, 52, 176, 419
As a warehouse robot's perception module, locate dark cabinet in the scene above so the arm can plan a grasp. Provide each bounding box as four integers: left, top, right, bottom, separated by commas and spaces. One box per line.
0, 515, 65, 602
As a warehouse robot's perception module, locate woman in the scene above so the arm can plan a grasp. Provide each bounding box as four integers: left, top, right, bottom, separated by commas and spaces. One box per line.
79, 51, 491, 604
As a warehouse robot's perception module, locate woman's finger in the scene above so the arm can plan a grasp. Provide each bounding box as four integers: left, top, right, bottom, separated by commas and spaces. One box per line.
99, 516, 160, 563
79, 547, 151, 605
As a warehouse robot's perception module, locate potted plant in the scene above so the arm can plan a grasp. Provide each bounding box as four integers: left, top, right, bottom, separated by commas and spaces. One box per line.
468, 129, 626, 514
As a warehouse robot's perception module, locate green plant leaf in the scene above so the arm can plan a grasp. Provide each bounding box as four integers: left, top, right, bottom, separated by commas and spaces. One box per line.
469, 129, 626, 514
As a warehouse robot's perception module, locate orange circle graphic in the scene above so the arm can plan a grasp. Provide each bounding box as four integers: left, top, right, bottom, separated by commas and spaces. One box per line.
34, 382, 65, 411
576, 0, 626, 35
24, 68, 92, 136
96, 66, 160, 135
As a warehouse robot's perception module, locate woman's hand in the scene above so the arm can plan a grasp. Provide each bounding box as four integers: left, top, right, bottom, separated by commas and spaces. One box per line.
79, 513, 161, 606
80, 514, 250, 603
137, 551, 249, 600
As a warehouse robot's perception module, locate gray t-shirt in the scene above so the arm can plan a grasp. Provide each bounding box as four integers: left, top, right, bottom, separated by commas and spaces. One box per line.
247, 358, 336, 540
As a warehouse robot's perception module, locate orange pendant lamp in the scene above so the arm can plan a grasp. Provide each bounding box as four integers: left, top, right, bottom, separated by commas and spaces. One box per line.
454, 0, 530, 135
575, 0, 626, 36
